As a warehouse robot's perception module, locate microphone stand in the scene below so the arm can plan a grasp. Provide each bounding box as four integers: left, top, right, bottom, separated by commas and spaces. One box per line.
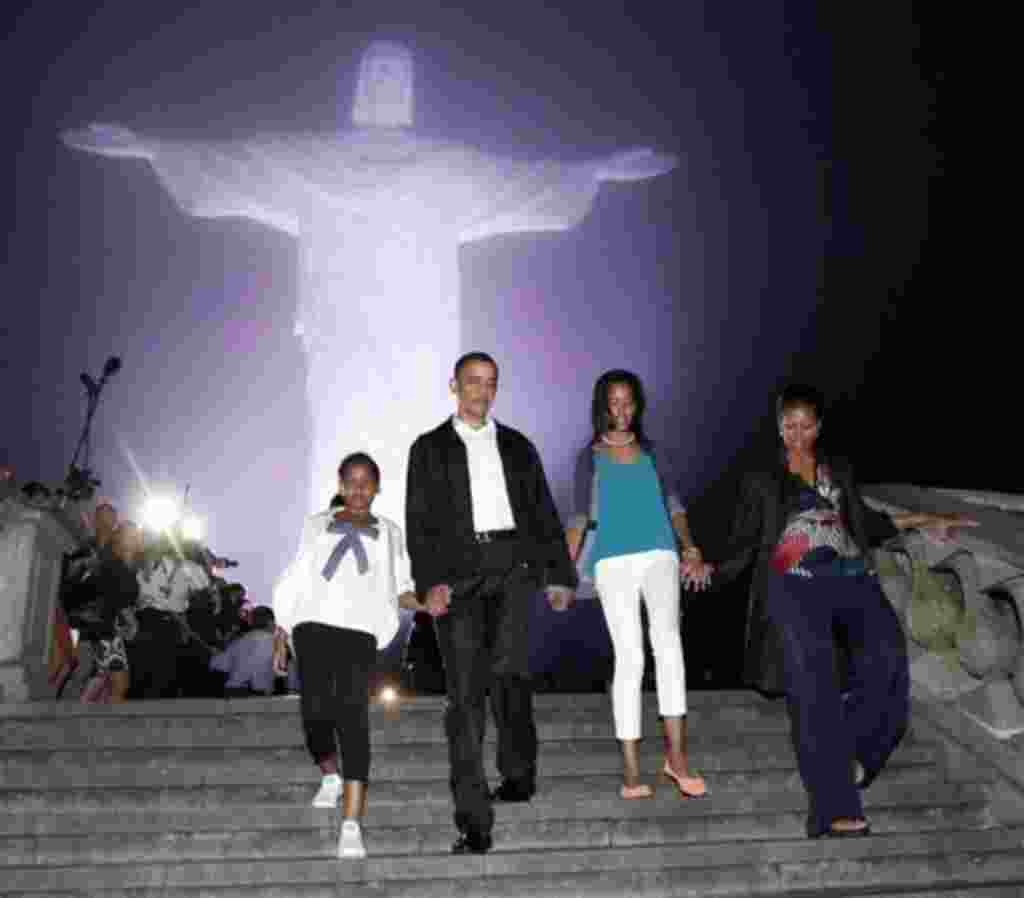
66, 357, 121, 500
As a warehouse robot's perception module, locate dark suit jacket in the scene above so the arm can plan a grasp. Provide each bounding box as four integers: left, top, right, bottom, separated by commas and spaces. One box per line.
405, 418, 578, 598
712, 455, 898, 695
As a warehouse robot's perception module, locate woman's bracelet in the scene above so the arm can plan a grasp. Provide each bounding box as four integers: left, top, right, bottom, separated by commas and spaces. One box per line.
681, 546, 702, 560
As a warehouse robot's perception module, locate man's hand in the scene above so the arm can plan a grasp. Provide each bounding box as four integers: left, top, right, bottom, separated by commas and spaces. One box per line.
546, 585, 575, 612
682, 560, 714, 592
423, 583, 452, 617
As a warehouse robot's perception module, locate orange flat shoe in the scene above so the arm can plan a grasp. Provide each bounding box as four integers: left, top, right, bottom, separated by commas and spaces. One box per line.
661, 763, 707, 798
620, 783, 654, 799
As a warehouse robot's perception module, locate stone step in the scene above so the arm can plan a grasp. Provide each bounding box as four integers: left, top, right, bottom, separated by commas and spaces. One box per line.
2, 779, 981, 835
0, 690, 770, 719
5, 884, 1021, 898
0, 736, 941, 789
0, 758, 946, 813
0, 693, 791, 749
5, 887, 1024, 898
4, 826, 1023, 895
0, 785, 992, 865
870, 891, 1024, 898
0, 709, 785, 750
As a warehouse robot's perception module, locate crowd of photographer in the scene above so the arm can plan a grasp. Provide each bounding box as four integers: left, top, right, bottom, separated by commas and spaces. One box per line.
55, 497, 292, 702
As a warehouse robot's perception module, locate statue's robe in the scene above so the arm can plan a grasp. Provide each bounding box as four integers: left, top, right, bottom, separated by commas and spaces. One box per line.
145, 129, 603, 522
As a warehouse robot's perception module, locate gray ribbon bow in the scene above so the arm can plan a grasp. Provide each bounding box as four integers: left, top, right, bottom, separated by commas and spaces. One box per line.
321, 518, 380, 580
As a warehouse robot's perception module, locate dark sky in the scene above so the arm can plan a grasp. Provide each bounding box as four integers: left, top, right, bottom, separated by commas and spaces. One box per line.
1, 1, 996, 617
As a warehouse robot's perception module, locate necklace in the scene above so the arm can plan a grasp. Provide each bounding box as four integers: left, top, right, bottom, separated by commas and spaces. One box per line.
601, 432, 636, 447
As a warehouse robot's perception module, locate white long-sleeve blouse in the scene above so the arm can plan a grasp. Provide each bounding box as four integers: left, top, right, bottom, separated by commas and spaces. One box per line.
272, 510, 414, 647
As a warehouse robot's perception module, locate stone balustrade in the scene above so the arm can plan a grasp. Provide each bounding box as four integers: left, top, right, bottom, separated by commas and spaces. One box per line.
0, 488, 90, 702
864, 484, 1024, 740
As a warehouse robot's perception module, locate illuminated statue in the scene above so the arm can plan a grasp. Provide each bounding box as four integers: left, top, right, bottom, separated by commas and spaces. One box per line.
63, 41, 676, 525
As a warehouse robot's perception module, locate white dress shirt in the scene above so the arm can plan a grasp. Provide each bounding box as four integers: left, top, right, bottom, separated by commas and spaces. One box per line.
273, 510, 413, 647
452, 415, 517, 533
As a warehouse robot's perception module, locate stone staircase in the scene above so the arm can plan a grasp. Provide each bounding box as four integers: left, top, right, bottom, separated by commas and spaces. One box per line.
2, 690, 1023, 897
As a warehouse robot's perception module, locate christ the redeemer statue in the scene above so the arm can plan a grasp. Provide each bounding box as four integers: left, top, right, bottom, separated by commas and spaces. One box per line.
63, 41, 676, 525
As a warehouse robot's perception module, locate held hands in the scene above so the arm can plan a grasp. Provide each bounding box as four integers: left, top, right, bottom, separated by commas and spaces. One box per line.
546, 586, 576, 613
423, 583, 452, 618
681, 548, 713, 592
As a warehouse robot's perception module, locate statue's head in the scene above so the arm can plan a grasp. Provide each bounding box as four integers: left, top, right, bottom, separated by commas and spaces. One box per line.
352, 41, 413, 129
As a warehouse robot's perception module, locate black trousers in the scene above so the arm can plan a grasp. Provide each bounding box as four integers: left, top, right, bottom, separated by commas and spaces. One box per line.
434, 543, 539, 835
292, 622, 377, 783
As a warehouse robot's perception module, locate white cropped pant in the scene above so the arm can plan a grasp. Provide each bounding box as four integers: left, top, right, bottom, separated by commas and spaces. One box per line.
594, 549, 687, 740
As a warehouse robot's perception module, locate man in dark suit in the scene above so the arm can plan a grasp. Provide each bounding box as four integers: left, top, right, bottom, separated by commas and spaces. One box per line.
405, 351, 577, 855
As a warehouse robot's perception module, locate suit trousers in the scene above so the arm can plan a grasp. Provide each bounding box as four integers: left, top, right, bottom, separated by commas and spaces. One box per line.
764, 572, 909, 835
434, 541, 539, 835
292, 622, 377, 782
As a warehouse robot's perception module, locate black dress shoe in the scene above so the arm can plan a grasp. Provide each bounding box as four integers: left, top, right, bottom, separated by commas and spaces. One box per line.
451, 829, 493, 854
490, 779, 535, 802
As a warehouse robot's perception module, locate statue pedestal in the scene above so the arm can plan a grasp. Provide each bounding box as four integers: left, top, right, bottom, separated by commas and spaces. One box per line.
0, 498, 87, 703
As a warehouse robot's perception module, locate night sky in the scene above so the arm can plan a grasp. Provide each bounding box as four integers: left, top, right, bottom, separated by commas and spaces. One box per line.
0, 2, 997, 680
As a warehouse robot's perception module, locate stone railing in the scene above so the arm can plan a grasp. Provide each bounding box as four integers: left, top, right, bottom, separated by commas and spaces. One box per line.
865, 484, 1024, 819
0, 485, 91, 702
865, 484, 1024, 739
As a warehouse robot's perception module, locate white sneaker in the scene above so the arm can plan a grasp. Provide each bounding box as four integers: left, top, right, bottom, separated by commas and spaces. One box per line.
311, 774, 342, 808
338, 819, 366, 859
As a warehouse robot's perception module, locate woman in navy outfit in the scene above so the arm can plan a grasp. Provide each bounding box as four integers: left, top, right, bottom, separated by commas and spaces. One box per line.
707, 385, 972, 837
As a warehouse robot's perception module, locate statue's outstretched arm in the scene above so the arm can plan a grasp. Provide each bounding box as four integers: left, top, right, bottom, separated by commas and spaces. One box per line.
587, 147, 678, 183
61, 123, 157, 162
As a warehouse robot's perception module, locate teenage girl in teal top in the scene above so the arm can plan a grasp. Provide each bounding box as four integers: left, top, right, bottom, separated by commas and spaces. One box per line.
566, 370, 709, 799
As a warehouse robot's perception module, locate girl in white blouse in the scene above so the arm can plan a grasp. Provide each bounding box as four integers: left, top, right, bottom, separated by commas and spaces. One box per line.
274, 452, 421, 859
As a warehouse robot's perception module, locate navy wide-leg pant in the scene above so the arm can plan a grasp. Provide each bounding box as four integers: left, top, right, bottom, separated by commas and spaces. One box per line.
764, 572, 909, 836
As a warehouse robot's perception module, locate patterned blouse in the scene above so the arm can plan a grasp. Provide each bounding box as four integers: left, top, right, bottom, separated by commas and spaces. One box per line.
772, 464, 865, 578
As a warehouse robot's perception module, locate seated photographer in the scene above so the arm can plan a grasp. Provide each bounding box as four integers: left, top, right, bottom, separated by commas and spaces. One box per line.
211, 605, 279, 697
216, 582, 248, 643
130, 530, 211, 699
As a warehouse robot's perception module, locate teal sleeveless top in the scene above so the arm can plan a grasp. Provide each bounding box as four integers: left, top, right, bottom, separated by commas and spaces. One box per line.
585, 452, 677, 577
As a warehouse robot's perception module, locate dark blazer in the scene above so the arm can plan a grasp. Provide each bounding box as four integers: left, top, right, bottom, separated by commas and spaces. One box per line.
712, 455, 898, 695
405, 418, 578, 598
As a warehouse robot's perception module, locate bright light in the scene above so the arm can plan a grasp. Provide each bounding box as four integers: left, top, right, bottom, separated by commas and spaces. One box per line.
181, 515, 204, 541
378, 686, 398, 706
141, 495, 179, 532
